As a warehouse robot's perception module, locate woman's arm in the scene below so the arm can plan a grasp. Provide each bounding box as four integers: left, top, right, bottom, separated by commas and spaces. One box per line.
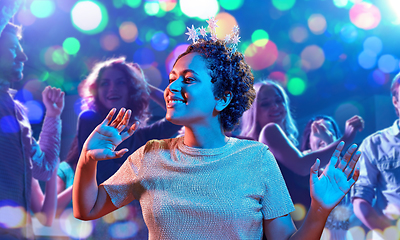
73, 108, 138, 220
55, 176, 73, 217
30, 163, 59, 226
264, 142, 361, 240
260, 116, 363, 176
148, 84, 166, 110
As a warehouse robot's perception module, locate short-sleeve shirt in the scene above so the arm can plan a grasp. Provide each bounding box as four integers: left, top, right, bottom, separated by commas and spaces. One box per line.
102, 137, 294, 239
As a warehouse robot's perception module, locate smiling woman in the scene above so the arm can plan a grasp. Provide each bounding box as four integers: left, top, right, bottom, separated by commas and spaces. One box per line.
73, 38, 361, 240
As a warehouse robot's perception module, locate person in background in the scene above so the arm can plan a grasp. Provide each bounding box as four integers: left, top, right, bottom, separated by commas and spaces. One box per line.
352, 72, 400, 238
239, 80, 364, 222
59, 57, 181, 239
301, 115, 358, 239
0, 2, 65, 238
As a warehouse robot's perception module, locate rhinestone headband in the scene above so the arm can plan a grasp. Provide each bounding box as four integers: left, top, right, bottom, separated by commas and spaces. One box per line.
185, 17, 241, 56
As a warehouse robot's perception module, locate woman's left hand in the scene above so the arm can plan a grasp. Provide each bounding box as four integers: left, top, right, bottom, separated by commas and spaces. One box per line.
310, 141, 360, 211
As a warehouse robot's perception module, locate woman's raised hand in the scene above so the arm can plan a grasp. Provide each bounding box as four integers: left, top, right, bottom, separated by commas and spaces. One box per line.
310, 142, 360, 211
83, 108, 139, 161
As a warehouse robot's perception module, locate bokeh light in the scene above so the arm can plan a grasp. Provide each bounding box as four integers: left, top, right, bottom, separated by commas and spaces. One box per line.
350, 2, 381, 30
308, 14, 327, 35
334, 101, 363, 125
384, 226, 400, 240
167, 20, 185, 37
287, 77, 306, 95
323, 40, 343, 61
151, 31, 170, 51
44, 46, 70, 71
363, 36, 382, 56
291, 204, 306, 221
272, 0, 296, 11
347, 226, 366, 240
378, 54, 399, 74
30, 0, 56, 18
59, 209, 93, 238
144, 2, 160, 16
180, 0, 219, 19
300, 45, 325, 71
109, 221, 139, 239
57, 0, 76, 13
159, 0, 177, 12
119, 22, 139, 43
340, 23, 358, 43
289, 25, 308, 43
63, 37, 80, 55
219, 0, 244, 11
244, 40, 278, 70
251, 29, 269, 47
126, 0, 141, 8
100, 33, 120, 51
368, 69, 390, 88
133, 48, 155, 65
269, 71, 288, 86
165, 44, 190, 73
143, 65, 163, 88
0, 205, 26, 228
17, 9, 36, 26
25, 100, 44, 124
358, 50, 376, 69
333, 0, 348, 8
215, 12, 238, 40
71, 1, 109, 34
15, 89, 33, 103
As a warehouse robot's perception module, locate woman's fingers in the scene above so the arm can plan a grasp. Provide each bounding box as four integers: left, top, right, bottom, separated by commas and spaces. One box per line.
116, 110, 131, 132
110, 108, 126, 127
101, 108, 117, 126
343, 150, 361, 178
121, 121, 140, 141
338, 144, 357, 169
329, 141, 345, 168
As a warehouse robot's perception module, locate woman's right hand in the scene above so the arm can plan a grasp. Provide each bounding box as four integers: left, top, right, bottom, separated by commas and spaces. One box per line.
83, 108, 139, 162
311, 120, 335, 145
342, 115, 364, 143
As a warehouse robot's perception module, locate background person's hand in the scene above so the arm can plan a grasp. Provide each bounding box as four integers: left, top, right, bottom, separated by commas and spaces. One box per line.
342, 115, 364, 143
83, 108, 139, 162
310, 142, 360, 211
42, 86, 65, 118
311, 120, 335, 145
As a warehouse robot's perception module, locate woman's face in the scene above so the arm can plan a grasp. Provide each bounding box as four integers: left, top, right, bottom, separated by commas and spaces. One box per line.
97, 67, 130, 110
309, 119, 337, 151
165, 53, 218, 127
255, 85, 287, 128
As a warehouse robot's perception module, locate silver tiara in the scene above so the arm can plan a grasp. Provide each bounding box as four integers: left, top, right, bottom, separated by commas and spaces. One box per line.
185, 17, 241, 56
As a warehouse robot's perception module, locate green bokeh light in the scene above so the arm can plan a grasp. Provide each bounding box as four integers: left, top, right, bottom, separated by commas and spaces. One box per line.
251, 29, 269, 46
145, 29, 157, 42
52, 49, 69, 65
240, 40, 251, 54
30, 0, 56, 18
40, 71, 49, 82
287, 77, 306, 95
155, 8, 166, 17
167, 20, 185, 36
272, 0, 296, 11
126, 0, 141, 8
144, 2, 159, 16
63, 38, 80, 55
333, 0, 348, 8
219, 0, 244, 10
47, 72, 64, 89
113, 0, 124, 8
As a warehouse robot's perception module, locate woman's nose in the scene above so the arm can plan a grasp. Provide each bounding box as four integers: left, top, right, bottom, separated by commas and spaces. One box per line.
168, 78, 182, 92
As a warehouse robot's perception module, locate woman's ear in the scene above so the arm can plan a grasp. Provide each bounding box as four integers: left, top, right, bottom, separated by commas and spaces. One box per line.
216, 91, 233, 112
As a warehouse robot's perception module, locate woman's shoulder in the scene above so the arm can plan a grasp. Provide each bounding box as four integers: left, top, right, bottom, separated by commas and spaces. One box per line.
230, 137, 270, 152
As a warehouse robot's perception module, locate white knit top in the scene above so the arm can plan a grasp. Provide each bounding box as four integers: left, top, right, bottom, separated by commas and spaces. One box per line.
102, 137, 294, 239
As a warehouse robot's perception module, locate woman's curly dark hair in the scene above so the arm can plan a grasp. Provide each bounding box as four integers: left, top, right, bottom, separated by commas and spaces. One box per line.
79, 57, 151, 124
174, 39, 255, 131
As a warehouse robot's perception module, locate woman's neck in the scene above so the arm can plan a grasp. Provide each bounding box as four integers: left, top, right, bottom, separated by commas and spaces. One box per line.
183, 124, 228, 149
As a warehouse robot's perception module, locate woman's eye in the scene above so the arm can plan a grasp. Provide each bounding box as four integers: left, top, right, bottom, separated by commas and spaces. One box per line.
100, 82, 109, 87
261, 103, 271, 108
183, 77, 195, 83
